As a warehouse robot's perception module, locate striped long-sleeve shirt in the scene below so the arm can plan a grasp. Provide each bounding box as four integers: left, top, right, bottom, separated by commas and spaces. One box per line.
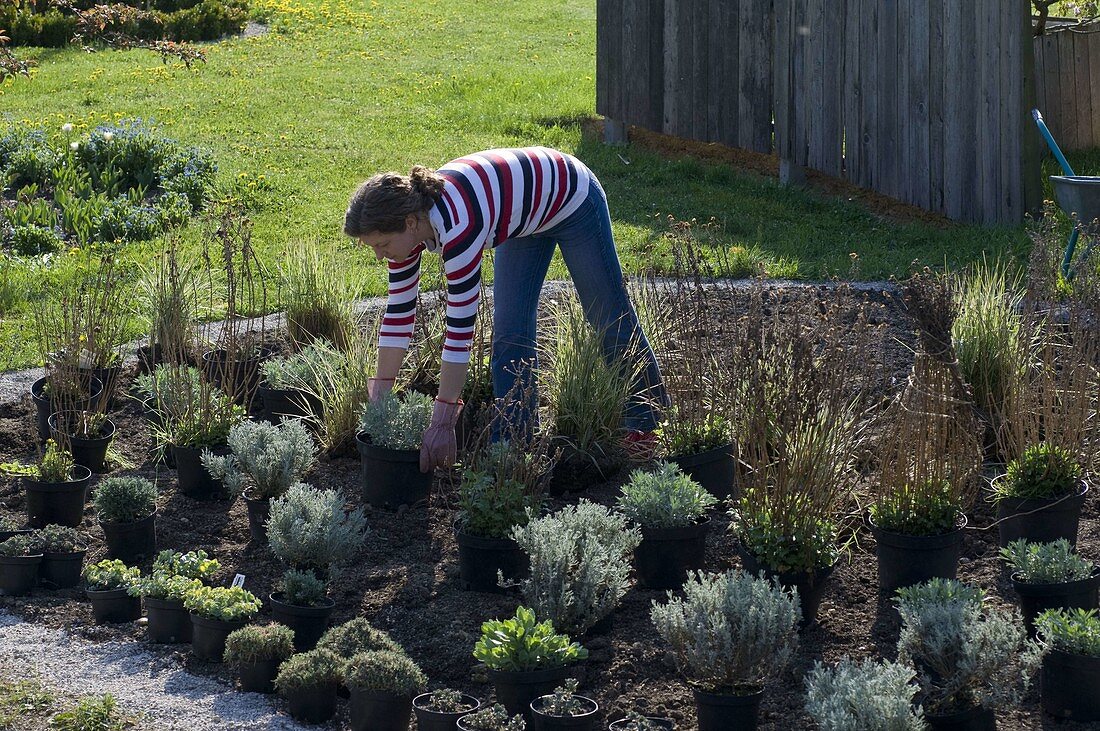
379, 147, 593, 364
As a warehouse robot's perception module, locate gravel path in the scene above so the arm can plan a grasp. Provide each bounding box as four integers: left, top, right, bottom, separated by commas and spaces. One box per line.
0, 611, 319, 731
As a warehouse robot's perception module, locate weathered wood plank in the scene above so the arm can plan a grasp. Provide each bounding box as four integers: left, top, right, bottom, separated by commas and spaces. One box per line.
858, 0, 877, 190
1060, 31, 1079, 151
908, 0, 931, 210
1074, 29, 1094, 149
820, 0, 844, 176
754, 0, 775, 152
842, 0, 862, 182
877, 0, 899, 199
738, 0, 757, 151
1089, 31, 1100, 150
773, 0, 793, 160
661, 0, 679, 136
1002, 0, 1023, 223
897, 0, 912, 204
691, 0, 709, 141
595, 0, 610, 119
1021, 0, 1044, 217
927, 0, 946, 212
981, 0, 1002, 223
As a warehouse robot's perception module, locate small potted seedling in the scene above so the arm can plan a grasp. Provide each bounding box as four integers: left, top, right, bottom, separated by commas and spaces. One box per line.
607, 712, 674, 730
36, 524, 88, 589
530, 679, 598, 730
458, 703, 527, 731
616, 462, 716, 590
203, 420, 316, 540
183, 584, 262, 662
48, 410, 115, 472
131, 550, 221, 644
0, 533, 45, 596
1037, 608, 1100, 722
84, 559, 142, 623
1001, 539, 1100, 636
345, 649, 428, 731
93, 476, 158, 564
275, 648, 343, 723
224, 622, 296, 694
268, 569, 337, 652
993, 442, 1087, 547
356, 391, 434, 508
0, 516, 31, 543
4, 440, 92, 528
473, 606, 588, 717
257, 344, 331, 423
804, 658, 924, 731
661, 408, 736, 501
651, 569, 799, 731
414, 688, 482, 731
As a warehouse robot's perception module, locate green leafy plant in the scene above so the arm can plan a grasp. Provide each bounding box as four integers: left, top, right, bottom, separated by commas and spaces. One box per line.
182, 585, 261, 623
532, 678, 591, 717
804, 657, 925, 731
344, 650, 427, 697
223, 623, 295, 665
273, 649, 343, 693
0, 533, 43, 557
288, 335, 376, 456
83, 559, 140, 591
37, 439, 75, 483
419, 689, 476, 713
132, 364, 203, 416
202, 419, 316, 500
1036, 608, 1100, 657
36, 524, 85, 553
616, 461, 717, 529
612, 712, 667, 731
870, 480, 962, 537
510, 500, 641, 635
996, 442, 1083, 501
358, 390, 433, 451
151, 549, 220, 581
1001, 538, 1095, 584
260, 342, 342, 393
128, 573, 201, 602
473, 606, 588, 672
316, 618, 401, 661
159, 385, 247, 450
93, 477, 157, 524
651, 569, 799, 695
458, 439, 550, 539
278, 568, 327, 607
458, 703, 526, 731
732, 499, 838, 575
266, 483, 368, 573
48, 693, 131, 731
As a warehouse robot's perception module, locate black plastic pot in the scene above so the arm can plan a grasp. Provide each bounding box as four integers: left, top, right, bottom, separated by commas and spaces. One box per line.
869, 515, 966, 597
0, 528, 32, 543
100, 510, 157, 565
413, 693, 481, 731
350, 689, 414, 731
608, 718, 674, 730
530, 694, 599, 730
1012, 569, 1100, 637
23, 467, 93, 528
31, 375, 102, 443
996, 481, 1088, 548
172, 444, 227, 501
244, 492, 271, 543
923, 704, 996, 730
203, 348, 267, 408
284, 683, 338, 724
0, 553, 43, 596
191, 613, 247, 662
83, 365, 121, 411
1042, 648, 1100, 721
146, 597, 192, 644
269, 592, 336, 652
634, 518, 710, 590
739, 549, 836, 627
455, 529, 529, 592
48, 412, 115, 472
259, 386, 322, 424
693, 688, 763, 731
39, 549, 87, 589
87, 587, 141, 624
488, 665, 574, 717
238, 658, 281, 694
356, 434, 433, 508
670, 443, 736, 501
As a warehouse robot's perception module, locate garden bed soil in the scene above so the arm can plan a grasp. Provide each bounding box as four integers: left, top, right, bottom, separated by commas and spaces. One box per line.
0, 283, 1091, 729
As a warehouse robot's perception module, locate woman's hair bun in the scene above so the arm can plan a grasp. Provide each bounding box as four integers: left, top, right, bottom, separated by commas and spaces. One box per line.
409, 165, 445, 199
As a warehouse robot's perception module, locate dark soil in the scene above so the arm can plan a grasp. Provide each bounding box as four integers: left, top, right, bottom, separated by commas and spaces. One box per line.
0, 283, 1093, 730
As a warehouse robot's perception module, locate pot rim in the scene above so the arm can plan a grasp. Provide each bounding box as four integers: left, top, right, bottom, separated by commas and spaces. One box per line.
355, 431, 422, 458
412, 692, 481, 714
530, 694, 599, 718
31, 375, 104, 402
0, 552, 44, 562
638, 515, 713, 538
189, 612, 251, 628
691, 684, 765, 700
47, 411, 116, 440
990, 474, 1089, 504
42, 547, 89, 558
668, 441, 735, 465
737, 543, 839, 579
485, 663, 577, 680
865, 510, 968, 537
1011, 566, 1100, 592
22, 464, 93, 488
268, 591, 336, 612
97, 507, 157, 528
85, 585, 134, 596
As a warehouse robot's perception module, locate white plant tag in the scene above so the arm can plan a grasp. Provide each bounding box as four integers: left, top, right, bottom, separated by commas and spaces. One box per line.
232, 574, 246, 589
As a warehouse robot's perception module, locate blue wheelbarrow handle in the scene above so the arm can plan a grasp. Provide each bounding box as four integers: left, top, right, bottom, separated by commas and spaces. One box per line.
1033, 109, 1082, 279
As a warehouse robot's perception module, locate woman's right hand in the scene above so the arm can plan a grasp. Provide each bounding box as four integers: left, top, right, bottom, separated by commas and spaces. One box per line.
367, 377, 395, 403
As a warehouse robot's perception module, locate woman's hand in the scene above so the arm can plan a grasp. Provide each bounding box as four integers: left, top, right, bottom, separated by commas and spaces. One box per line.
420, 398, 463, 473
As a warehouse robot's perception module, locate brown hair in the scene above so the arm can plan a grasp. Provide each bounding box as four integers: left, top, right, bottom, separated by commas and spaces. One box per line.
343, 165, 446, 237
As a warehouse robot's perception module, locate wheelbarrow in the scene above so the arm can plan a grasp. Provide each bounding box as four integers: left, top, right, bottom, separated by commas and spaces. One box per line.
1033, 109, 1100, 279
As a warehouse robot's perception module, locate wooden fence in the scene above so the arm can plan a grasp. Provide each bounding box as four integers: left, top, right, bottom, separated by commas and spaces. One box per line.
596, 0, 1043, 225
1035, 22, 1100, 152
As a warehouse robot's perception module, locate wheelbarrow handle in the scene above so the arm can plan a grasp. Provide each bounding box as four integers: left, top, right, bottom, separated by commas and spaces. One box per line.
1033, 108, 1076, 177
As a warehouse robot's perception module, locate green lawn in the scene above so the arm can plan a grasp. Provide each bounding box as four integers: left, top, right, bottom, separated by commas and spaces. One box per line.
0, 0, 1039, 369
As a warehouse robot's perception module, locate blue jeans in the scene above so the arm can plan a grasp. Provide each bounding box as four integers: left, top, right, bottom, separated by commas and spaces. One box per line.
490, 176, 668, 438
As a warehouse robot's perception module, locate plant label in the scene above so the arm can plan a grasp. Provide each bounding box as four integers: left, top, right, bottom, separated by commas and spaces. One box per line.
232, 574, 246, 588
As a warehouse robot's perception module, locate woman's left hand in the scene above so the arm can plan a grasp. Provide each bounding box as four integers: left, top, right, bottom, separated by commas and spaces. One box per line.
419, 399, 464, 473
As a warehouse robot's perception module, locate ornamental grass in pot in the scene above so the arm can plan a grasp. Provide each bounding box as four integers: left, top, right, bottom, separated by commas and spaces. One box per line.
356, 390, 434, 508
158, 379, 247, 501
896, 579, 1043, 730
414, 688, 482, 731
183, 584, 261, 662
510, 501, 640, 637
991, 443, 1088, 547
1001, 539, 1100, 636
84, 559, 141, 623
274, 648, 343, 724
458, 703, 527, 731
131, 550, 221, 644
345, 649, 428, 731
204, 419, 317, 538
616, 462, 716, 590
6, 440, 92, 528
473, 606, 588, 718
224, 622, 295, 694
0, 533, 44, 596
36, 524, 88, 589
257, 344, 331, 424
651, 569, 799, 731
48, 410, 115, 473
93, 476, 158, 564
530, 678, 598, 731
131, 364, 204, 436
1036, 608, 1100, 721
804, 658, 925, 731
